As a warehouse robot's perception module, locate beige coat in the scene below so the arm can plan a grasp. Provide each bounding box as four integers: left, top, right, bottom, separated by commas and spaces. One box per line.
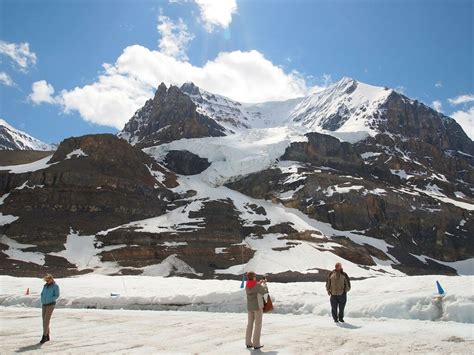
326, 271, 351, 296
246, 284, 268, 311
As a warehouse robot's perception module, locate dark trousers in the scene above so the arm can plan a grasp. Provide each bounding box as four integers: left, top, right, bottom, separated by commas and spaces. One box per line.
330, 292, 347, 321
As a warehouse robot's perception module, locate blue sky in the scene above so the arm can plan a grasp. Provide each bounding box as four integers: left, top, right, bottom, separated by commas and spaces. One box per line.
0, 0, 472, 144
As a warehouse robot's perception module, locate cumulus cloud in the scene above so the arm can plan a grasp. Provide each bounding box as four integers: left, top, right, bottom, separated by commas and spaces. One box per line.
157, 15, 194, 60
431, 100, 443, 113
0, 40, 37, 72
0, 71, 14, 86
451, 106, 474, 140
194, 0, 237, 31
29, 80, 57, 104
395, 85, 406, 94
448, 94, 474, 105
35, 45, 309, 129
435, 81, 442, 88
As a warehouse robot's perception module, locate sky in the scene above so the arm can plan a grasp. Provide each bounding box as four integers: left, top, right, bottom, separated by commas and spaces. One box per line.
0, 0, 473, 144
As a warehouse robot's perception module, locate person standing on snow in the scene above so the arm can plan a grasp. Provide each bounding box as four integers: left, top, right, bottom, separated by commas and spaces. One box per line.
245, 271, 268, 350
326, 262, 351, 323
39, 274, 60, 344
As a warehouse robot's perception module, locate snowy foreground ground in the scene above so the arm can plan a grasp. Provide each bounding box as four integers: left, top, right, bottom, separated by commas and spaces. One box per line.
0, 274, 473, 353
1, 307, 473, 354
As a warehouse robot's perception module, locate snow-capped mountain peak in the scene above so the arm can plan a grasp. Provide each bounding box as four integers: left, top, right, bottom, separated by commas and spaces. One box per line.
289, 77, 392, 137
181, 77, 393, 141
0, 118, 53, 151
180, 82, 255, 132
180, 82, 201, 96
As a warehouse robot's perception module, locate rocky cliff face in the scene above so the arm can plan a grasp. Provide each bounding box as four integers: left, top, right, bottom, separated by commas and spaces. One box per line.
0, 134, 178, 276
227, 129, 473, 274
281, 132, 364, 172
381, 92, 473, 155
164, 150, 211, 175
119, 83, 226, 148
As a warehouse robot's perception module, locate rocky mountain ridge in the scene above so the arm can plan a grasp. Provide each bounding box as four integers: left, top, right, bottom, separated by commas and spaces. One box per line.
0, 119, 53, 151
119, 83, 226, 148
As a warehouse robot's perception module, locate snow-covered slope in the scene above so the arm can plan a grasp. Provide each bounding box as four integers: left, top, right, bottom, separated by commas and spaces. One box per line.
145, 126, 307, 185
181, 78, 392, 142
0, 119, 53, 151
289, 77, 392, 138
180, 82, 303, 132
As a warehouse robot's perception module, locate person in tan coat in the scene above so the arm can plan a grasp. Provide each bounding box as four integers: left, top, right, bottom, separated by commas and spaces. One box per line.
245, 271, 268, 350
326, 262, 351, 323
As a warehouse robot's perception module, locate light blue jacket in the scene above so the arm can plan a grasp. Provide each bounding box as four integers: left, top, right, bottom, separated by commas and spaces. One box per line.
41, 283, 60, 305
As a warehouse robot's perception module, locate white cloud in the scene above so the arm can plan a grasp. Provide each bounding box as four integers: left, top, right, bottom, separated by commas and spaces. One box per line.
29, 80, 56, 104
435, 81, 442, 88
431, 100, 443, 113
0, 71, 14, 86
40, 45, 309, 129
0, 41, 37, 72
395, 85, 406, 94
448, 94, 474, 105
321, 74, 332, 86
451, 106, 474, 140
157, 15, 194, 61
194, 0, 237, 31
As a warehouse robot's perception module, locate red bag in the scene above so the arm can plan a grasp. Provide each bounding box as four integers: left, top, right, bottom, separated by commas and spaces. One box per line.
263, 294, 274, 313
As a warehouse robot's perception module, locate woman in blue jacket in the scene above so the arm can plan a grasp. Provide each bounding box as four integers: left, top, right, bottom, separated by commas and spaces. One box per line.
40, 274, 60, 344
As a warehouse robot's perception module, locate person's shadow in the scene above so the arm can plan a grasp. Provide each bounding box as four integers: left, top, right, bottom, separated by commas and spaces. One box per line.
16, 343, 42, 352
336, 322, 361, 330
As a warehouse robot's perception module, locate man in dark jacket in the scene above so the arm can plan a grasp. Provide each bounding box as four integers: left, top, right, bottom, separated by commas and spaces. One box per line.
40, 274, 60, 344
326, 262, 351, 323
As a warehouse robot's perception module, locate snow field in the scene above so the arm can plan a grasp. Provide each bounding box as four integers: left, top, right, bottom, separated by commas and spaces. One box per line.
145, 126, 307, 186
1, 275, 472, 324
0, 307, 473, 354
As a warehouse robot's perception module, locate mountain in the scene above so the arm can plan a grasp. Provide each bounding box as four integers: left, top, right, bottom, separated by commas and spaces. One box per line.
0, 77, 472, 279
119, 83, 226, 148
182, 77, 473, 147
180, 82, 304, 132
0, 119, 53, 151
0, 134, 177, 276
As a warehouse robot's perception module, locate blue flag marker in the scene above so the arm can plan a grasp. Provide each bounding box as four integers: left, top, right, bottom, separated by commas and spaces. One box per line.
240, 274, 246, 289
436, 280, 445, 295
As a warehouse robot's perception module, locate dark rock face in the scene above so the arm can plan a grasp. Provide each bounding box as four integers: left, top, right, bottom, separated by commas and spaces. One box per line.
97, 199, 255, 278
382, 92, 473, 155
0, 134, 178, 276
228, 128, 473, 274
119, 83, 226, 148
180, 82, 201, 96
164, 150, 210, 175
282, 132, 364, 171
